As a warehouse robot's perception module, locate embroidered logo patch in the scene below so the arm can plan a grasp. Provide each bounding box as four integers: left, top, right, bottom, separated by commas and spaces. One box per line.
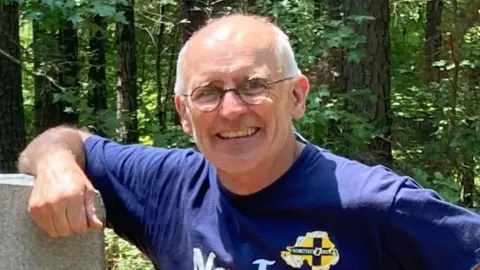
280, 231, 340, 270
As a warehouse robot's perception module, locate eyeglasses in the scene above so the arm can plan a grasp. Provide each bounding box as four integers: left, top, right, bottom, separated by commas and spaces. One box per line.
182, 77, 294, 112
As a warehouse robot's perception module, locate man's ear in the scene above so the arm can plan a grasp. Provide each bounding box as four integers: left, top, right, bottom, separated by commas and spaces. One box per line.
174, 95, 193, 135
290, 74, 310, 120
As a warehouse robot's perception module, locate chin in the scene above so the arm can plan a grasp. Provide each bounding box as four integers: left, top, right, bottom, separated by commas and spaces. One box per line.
213, 158, 260, 174
201, 129, 270, 172
207, 149, 263, 174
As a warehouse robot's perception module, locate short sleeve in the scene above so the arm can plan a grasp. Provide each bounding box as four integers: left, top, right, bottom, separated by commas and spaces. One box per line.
82, 135, 188, 254
384, 178, 480, 270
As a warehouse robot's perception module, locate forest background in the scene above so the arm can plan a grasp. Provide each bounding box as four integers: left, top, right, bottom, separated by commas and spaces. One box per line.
0, 0, 479, 268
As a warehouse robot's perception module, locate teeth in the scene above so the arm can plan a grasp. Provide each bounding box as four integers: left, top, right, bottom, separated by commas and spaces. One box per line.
219, 128, 257, 139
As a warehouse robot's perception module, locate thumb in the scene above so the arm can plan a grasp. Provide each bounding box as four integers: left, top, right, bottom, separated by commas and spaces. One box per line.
85, 186, 104, 230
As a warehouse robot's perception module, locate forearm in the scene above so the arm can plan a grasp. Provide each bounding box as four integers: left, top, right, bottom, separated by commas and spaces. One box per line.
18, 125, 90, 175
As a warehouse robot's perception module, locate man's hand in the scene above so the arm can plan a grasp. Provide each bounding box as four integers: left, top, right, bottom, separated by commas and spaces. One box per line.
17, 126, 101, 237
27, 151, 103, 238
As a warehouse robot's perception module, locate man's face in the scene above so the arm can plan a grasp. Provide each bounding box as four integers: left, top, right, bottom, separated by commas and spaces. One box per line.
175, 21, 309, 174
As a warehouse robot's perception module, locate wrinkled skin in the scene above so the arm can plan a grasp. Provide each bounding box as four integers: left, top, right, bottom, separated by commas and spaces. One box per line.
175, 15, 310, 195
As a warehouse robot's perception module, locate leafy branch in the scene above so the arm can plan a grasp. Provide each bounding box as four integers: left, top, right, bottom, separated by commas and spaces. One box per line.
0, 47, 67, 92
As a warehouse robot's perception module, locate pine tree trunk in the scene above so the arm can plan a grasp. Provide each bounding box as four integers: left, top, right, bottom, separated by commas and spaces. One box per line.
422, 0, 443, 176
116, 0, 139, 144
156, 5, 166, 130
33, 18, 79, 134
180, 0, 210, 43
57, 20, 79, 125
342, 0, 392, 167
0, 3, 26, 172
462, 66, 480, 207
424, 0, 443, 83
33, 21, 58, 135
88, 15, 107, 136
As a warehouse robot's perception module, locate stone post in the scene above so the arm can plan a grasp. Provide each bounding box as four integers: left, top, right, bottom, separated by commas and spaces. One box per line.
0, 174, 106, 270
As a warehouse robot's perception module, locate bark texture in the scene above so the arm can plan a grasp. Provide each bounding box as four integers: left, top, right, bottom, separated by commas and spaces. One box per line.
0, 3, 26, 172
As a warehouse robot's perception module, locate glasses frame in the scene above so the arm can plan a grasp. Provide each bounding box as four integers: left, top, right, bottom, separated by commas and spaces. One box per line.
181, 76, 295, 112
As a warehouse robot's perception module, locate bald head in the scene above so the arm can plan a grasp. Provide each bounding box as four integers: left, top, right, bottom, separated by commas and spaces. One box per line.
174, 14, 300, 95
187, 15, 277, 56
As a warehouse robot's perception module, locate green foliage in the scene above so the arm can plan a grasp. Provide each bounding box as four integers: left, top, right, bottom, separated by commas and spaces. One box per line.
412, 168, 462, 204
105, 229, 154, 270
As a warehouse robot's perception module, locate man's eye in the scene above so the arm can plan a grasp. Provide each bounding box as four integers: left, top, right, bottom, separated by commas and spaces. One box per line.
246, 79, 267, 90
193, 87, 219, 101
201, 88, 218, 96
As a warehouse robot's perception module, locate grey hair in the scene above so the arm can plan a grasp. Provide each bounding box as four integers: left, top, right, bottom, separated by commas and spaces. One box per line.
173, 22, 301, 95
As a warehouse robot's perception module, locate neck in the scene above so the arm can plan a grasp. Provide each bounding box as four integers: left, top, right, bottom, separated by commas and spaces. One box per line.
217, 134, 305, 196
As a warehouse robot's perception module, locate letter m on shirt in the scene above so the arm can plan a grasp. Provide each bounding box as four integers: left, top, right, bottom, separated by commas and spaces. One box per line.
193, 248, 228, 270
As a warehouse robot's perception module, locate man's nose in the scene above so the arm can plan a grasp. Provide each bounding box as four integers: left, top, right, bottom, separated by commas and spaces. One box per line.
219, 90, 248, 119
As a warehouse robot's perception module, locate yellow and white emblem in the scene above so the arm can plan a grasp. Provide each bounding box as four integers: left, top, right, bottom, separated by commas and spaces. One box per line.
280, 231, 340, 270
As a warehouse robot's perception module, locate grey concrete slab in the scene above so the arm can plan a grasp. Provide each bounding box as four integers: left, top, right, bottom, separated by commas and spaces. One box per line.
0, 174, 106, 270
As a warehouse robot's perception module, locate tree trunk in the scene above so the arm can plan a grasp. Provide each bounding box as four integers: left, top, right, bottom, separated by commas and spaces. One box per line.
33, 18, 79, 134
166, 25, 181, 126
324, 0, 344, 92
116, 0, 139, 144
156, 5, 166, 130
424, 0, 443, 83
88, 15, 107, 136
0, 2, 26, 172
461, 66, 480, 207
212, 0, 237, 17
33, 21, 60, 135
180, 0, 210, 43
343, 0, 392, 167
57, 20, 79, 125
421, 0, 443, 173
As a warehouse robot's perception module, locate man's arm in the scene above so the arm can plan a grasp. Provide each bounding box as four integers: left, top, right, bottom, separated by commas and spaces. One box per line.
384, 178, 480, 270
18, 125, 90, 175
17, 125, 103, 238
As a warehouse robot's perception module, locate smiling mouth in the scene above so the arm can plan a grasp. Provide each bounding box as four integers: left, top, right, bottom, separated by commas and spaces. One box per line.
217, 127, 260, 139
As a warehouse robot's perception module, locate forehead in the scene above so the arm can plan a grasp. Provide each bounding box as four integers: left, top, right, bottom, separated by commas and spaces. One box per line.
185, 48, 273, 83
182, 19, 279, 86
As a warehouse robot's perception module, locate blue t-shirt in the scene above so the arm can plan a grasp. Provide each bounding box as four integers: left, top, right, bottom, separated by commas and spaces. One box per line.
84, 134, 480, 270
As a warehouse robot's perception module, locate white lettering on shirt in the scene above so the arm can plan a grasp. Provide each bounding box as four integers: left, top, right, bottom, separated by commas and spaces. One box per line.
193, 248, 227, 270
253, 259, 276, 270
193, 248, 276, 270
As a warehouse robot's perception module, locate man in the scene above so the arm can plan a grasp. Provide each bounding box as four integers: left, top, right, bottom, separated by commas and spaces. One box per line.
18, 14, 480, 270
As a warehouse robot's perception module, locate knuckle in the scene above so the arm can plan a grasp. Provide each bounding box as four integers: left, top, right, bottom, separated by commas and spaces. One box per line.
54, 222, 71, 237
61, 184, 84, 200
57, 230, 71, 237
27, 201, 40, 212
71, 223, 88, 234
44, 200, 63, 216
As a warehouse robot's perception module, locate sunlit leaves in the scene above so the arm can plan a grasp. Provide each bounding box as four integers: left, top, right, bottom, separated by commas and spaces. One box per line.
91, 2, 115, 16
347, 48, 365, 64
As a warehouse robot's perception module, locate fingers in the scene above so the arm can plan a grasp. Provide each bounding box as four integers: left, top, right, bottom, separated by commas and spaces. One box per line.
28, 193, 58, 238
85, 187, 104, 230
28, 166, 101, 238
66, 190, 89, 234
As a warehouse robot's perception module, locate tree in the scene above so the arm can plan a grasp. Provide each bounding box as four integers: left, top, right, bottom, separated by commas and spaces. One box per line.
424, 0, 443, 83
116, 0, 139, 144
88, 15, 107, 136
0, 2, 26, 172
32, 20, 60, 134
342, 0, 392, 167
180, 0, 210, 43
57, 19, 80, 125
32, 16, 79, 134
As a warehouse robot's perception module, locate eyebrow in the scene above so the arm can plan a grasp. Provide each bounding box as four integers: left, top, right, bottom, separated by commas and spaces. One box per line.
191, 67, 272, 88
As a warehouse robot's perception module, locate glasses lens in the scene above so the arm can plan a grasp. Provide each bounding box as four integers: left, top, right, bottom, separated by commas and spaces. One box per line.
239, 79, 268, 105
191, 86, 220, 111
